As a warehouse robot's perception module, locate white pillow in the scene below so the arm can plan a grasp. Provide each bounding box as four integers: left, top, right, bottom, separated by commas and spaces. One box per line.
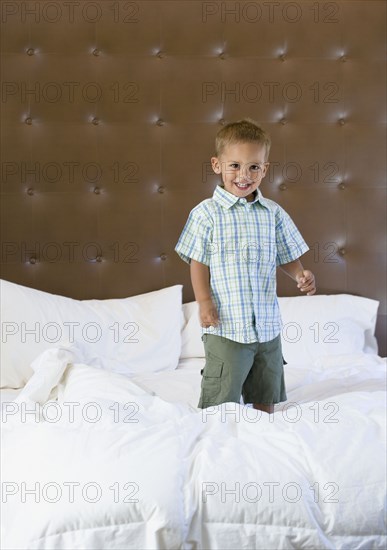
278, 294, 379, 364
180, 295, 380, 362
0, 279, 183, 389
181, 301, 203, 359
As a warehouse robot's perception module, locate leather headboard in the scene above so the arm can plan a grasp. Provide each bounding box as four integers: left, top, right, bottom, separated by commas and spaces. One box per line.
1, 0, 386, 355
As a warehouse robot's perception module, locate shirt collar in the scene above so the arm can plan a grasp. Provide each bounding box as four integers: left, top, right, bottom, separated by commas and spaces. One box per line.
213, 185, 266, 209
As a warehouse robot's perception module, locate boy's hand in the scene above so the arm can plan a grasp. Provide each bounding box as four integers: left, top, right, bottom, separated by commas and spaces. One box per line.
296, 270, 316, 296
198, 298, 220, 328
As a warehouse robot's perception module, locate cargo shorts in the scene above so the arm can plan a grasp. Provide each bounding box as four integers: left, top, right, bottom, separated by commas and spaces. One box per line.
198, 333, 287, 409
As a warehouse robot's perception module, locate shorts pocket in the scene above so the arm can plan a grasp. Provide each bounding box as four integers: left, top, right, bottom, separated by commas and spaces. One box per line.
205, 352, 223, 376
202, 353, 224, 398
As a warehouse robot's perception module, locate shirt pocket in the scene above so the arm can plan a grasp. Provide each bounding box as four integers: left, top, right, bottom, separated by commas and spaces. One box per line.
210, 229, 237, 265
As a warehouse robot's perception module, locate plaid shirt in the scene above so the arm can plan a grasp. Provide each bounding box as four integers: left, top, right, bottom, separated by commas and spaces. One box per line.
175, 185, 309, 343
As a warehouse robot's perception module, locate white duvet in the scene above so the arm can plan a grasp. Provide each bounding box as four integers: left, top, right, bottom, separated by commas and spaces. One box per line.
1, 346, 386, 549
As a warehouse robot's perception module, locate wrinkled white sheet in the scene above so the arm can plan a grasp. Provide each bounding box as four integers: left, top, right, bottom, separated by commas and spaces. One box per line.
1, 347, 386, 549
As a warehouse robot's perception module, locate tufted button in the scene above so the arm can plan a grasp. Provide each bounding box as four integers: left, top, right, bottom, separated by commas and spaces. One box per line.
280, 118, 287, 125
157, 51, 165, 58
279, 54, 286, 62
339, 248, 346, 256
156, 118, 164, 126
338, 183, 346, 190
219, 52, 227, 60
26, 48, 35, 56
279, 183, 287, 191
219, 118, 226, 126
29, 257, 37, 264
93, 187, 101, 194
27, 188, 34, 195
93, 48, 100, 56
25, 117, 32, 125
96, 255, 102, 262
338, 118, 345, 126
340, 55, 347, 62
160, 253, 167, 261
157, 186, 165, 194
92, 117, 99, 125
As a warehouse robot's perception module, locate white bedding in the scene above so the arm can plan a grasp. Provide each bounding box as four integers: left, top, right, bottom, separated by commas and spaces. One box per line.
131, 358, 204, 408
1, 347, 386, 550
0, 388, 21, 402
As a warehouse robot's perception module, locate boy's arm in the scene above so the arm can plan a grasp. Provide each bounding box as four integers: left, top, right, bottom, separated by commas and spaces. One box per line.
279, 259, 316, 296
190, 260, 220, 327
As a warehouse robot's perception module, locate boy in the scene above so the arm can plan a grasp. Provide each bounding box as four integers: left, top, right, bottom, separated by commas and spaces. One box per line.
175, 119, 316, 413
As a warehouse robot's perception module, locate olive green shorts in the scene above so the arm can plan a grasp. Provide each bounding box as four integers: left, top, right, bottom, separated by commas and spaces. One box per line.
198, 333, 287, 409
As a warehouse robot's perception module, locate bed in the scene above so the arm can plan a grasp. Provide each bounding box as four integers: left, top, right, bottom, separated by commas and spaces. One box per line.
1, 278, 386, 549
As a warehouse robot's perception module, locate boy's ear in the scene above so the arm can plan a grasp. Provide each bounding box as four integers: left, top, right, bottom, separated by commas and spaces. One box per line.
211, 156, 222, 174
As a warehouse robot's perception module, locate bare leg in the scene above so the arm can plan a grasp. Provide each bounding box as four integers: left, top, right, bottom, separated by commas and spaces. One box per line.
253, 403, 274, 414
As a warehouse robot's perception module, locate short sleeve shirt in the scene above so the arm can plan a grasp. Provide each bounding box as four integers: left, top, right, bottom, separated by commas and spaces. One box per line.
175, 185, 309, 344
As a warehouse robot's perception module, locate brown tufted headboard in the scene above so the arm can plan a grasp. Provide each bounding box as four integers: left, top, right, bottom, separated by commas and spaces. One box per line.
1, 0, 386, 355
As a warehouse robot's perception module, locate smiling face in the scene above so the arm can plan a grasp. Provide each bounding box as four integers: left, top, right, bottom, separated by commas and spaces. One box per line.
211, 141, 269, 202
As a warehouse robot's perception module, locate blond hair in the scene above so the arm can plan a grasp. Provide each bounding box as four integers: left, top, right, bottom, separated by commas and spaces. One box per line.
215, 118, 271, 160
